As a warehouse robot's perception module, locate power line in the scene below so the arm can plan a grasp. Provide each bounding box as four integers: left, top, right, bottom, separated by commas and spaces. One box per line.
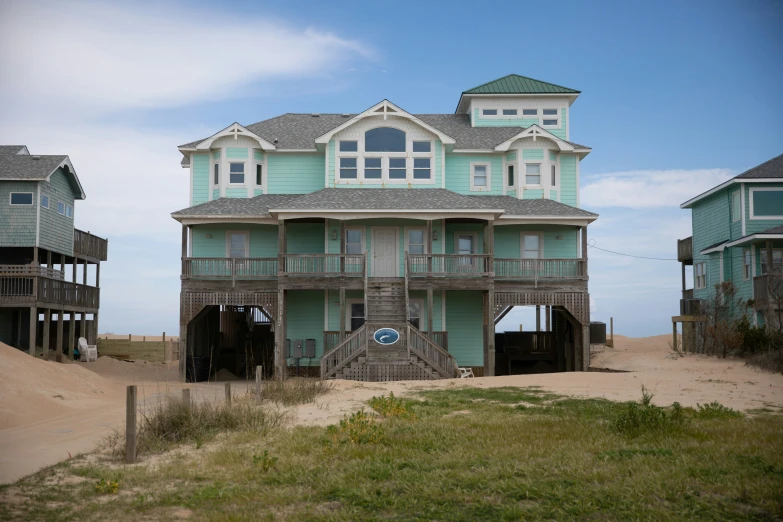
586, 243, 678, 261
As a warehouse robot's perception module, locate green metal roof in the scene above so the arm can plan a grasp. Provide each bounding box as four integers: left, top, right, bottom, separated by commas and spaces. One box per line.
462, 74, 580, 95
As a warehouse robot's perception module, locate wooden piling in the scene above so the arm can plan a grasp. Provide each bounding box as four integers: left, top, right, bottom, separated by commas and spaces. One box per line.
125, 385, 137, 464
255, 365, 263, 401
225, 382, 231, 406
182, 388, 191, 409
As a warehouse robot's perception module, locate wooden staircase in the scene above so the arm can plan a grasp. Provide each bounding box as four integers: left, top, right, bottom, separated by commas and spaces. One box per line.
320, 278, 459, 381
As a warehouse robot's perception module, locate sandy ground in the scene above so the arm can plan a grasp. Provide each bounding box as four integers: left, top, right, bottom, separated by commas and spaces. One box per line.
1, 335, 781, 484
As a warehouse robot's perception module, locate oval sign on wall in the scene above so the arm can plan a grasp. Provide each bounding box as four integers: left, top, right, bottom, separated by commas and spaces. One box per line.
373, 328, 400, 345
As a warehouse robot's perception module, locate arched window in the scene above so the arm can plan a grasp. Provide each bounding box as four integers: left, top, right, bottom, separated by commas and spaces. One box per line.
364, 127, 406, 152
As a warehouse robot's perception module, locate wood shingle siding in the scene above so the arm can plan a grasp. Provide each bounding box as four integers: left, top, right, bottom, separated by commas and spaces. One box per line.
0, 181, 37, 247
39, 169, 76, 255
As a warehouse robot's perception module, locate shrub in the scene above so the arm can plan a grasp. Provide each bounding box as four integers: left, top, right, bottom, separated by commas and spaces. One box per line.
693, 402, 743, 420
746, 349, 783, 374
327, 410, 382, 445
95, 479, 119, 494
260, 378, 333, 406
252, 450, 278, 472
614, 388, 686, 438
735, 316, 769, 355
368, 392, 416, 419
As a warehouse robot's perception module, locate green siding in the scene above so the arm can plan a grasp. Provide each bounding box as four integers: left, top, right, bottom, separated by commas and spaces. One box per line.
550, 190, 558, 201
212, 188, 220, 200
445, 291, 484, 367
691, 190, 731, 302
560, 155, 577, 206
38, 169, 76, 255
0, 180, 38, 248
522, 149, 544, 160
286, 223, 324, 254
325, 290, 442, 333
548, 109, 567, 139
507, 152, 517, 161
493, 225, 578, 259
523, 189, 543, 199
286, 290, 325, 366
327, 140, 335, 186
254, 150, 264, 161
327, 289, 364, 331
192, 153, 210, 205
444, 154, 503, 195
225, 188, 247, 198
549, 151, 557, 161
267, 154, 325, 194
473, 109, 538, 128
254, 189, 263, 196
212, 151, 220, 160
191, 224, 278, 258
226, 147, 248, 159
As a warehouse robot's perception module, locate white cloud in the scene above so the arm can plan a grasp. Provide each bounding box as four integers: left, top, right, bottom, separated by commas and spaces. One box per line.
0, 1, 374, 114
582, 169, 733, 208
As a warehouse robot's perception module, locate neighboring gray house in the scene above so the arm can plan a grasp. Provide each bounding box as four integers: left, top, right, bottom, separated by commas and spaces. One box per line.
0, 145, 108, 359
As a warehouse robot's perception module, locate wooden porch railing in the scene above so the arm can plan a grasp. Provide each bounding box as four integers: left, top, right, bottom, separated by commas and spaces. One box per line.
0, 276, 34, 301
279, 254, 365, 277
37, 278, 100, 308
407, 325, 459, 378
406, 254, 493, 277
0, 265, 64, 280
494, 258, 587, 281
502, 331, 556, 360
182, 258, 278, 280
677, 236, 693, 263
321, 324, 368, 379
325, 330, 448, 352
73, 229, 108, 261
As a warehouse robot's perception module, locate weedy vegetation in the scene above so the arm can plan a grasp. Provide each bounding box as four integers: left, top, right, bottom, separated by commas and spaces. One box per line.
2, 386, 781, 521
259, 377, 334, 405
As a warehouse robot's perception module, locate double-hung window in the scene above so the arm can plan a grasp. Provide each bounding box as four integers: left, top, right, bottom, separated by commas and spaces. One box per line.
364, 158, 381, 179
213, 164, 219, 185
408, 300, 422, 330
339, 157, 357, 179
731, 191, 741, 222
471, 164, 490, 191
542, 109, 559, 126
9, 192, 33, 205
345, 229, 362, 255
349, 302, 366, 331
227, 231, 249, 258
41, 194, 49, 209
413, 158, 430, 179
521, 233, 542, 259
57, 202, 65, 215
743, 249, 751, 280
389, 158, 406, 179
694, 262, 706, 289
229, 163, 245, 184
525, 164, 541, 185
65, 206, 73, 218
407, 229, 426, 255
412, 141, 432, 181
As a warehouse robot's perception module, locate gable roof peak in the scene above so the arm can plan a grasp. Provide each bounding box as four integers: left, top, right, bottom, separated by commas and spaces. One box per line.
462, 74, 580, 95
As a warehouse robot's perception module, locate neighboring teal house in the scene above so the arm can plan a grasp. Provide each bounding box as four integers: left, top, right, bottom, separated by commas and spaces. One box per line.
0, 145, 108, 358
172, 75, 598, 382
678, 153, 783, 326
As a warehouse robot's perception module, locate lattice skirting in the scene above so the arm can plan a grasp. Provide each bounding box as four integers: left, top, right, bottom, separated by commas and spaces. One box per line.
339, 364, 437, 382
180, 292, 278, 325
492, 292, 589, 325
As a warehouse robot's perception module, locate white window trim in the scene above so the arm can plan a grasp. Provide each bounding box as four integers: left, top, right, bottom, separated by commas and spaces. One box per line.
470, 162, 491, 192
408, 298, 425, 330
40, 194, 49, 209
521, 109, 539, 118
481, 108, 520, 119
9, 192, 34, 206
481, 109, 500, 117
404, 226, 429, 255
212, 158, 220, 188
551, 164, 557, 188
749, 187, 783, 220
523, 162, 543, 189
505, 162, 517, 191
336, 136, 435, 184
345, 298, 366, 332
57, 201, 66, 215
694, 262, 706, 290
228, 161, 246, 186
742, 249, 751, 280
453, 231, 479, 255
520, 232, 545, 259
541, 109, 560, 128
731, 191, 741, 222
254, 161, 266, 194
344, 227, 365, 254
225, 230, 250, 258
65, 205, 73, 219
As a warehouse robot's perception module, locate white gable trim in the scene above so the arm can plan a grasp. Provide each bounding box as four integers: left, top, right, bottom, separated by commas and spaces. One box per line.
494, 125, 575, 152
681, 178, 783, 208
185, 123, 277, 151
314, 100, 456, 146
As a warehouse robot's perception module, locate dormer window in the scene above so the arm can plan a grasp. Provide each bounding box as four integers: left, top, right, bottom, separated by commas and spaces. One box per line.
525, 164, 541, 185
340, 158, 358, 179
523, 109, 538, 116
502, 109, 517, 116
365, 128, 405, 152
229, 163, 245, 184
335, 127, 434, 183
482, 109, 498, 116
542, 109, 559, 126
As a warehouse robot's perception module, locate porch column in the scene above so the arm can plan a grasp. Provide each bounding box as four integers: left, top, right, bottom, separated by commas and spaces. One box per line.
339, 288, 346, 339
340, 220, 345, 273
68, 312, 76, 360
93, 312, 99, 345
277, 220, 286, 274
545, 305, 551, 331
681, 262, 687, 298
28, 306, 37, 356
766, 241, 774, 274
485, 288, 495, 376
427, 287, 434, 336
179, 319, 187, 382
536, 306, 541, 332
55, 310, 64, 363
582, 225, 589, 278
83, 259, 88, 286
43, 309, 51, 361
275, 289, 287, 380
181, 225, 188, 259
80, 312, 86, 344
426, 220, 433, 273
72, 257, 77, 283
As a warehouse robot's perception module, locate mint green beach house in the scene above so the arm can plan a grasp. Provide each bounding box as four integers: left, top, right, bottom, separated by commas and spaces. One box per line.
678, 153, 783, 327
172, 75, 598, 382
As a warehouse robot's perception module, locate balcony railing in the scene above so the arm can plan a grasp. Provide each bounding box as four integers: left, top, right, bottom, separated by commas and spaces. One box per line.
73, 229, 108, 261
279, 254, 365, 277
182, 258, 278, 280
753, 274, 782, 310
325, 329, 447, 352
494, 258, 587, 281
0, 265, 64, 280
0, 275, 99, 308
677, 237, 693, 263
406, 254, 493, 277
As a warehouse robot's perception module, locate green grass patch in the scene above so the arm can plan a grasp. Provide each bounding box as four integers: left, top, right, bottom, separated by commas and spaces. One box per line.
2, 386, 782, 521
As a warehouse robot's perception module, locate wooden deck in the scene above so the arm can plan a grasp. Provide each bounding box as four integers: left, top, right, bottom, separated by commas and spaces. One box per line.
73, 229, 108, 262
0, 274, 100, 311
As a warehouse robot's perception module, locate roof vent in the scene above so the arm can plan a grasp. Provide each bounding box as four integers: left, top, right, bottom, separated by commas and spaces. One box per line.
311, 113, 320, 117
31, 156, 40, 160
273, 139, 279, 144
341, 113, 350, 117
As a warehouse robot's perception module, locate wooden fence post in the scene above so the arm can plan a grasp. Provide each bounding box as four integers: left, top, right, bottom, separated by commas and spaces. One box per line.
225, 382, 231, 406
255, 365, 263, 401
126, 385, 137, 464
610, 317, 614, 347
182, 388, 191, 409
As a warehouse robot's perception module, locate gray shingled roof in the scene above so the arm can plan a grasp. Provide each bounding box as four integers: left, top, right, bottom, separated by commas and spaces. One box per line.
172, 189, 597, 219
179, 114, 590, 157
469, 195, 597, 217
171, 194, 301, 217
0, 145, 28, 155
0, 153, 68, 180
734, 153, 783, 179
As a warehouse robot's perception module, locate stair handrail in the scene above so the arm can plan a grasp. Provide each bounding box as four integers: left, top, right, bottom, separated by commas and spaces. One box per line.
407, 324, 459, 378
404, 251, 410, 324
320, 324, 368, 379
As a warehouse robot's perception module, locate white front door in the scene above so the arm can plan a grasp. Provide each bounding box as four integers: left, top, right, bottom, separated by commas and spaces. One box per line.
373, 228, 397, 277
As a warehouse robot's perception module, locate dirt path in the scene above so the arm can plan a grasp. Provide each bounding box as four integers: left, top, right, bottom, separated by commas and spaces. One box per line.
1, 335, 781, 484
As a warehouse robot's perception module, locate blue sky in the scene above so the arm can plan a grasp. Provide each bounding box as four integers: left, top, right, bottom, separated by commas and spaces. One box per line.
1, 0, 781, 336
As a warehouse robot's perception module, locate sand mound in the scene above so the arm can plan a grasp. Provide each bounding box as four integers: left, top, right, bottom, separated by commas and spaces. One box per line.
0, 343, 124, 429
75, 356, 179, 382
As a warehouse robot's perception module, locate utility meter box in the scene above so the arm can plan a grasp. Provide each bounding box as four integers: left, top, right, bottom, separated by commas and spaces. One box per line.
305, 339, 316, 358
292, 339, 304, 359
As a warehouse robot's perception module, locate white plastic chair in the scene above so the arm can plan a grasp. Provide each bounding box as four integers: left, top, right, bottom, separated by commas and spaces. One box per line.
78, 337, 98, 362
459, 366, 474, 378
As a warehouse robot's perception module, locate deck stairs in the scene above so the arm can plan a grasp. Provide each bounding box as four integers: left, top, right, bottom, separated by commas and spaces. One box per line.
320, 278, 459, 381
